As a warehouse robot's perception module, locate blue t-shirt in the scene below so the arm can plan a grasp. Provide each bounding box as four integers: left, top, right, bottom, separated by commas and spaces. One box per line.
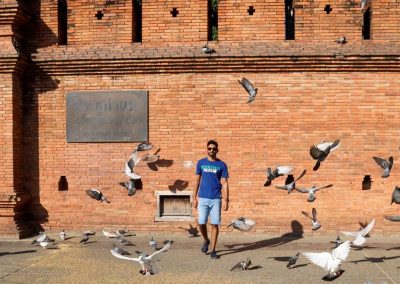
196, 158, 229, 199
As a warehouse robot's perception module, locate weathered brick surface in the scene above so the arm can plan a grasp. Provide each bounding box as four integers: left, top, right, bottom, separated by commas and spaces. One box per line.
1, 0, 400, 236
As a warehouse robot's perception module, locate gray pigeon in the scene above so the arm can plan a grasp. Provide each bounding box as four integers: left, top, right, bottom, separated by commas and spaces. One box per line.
264, 166, 293, 187
275, 169, 306, 194
302, 208, 321, 231
119, 180, 137, 196
391, 186, 400, 205
82, 230, 96, 236
373, 156, 393, 178
238, 77, 257, 103
136, 142, 153, 152
202, 45, 215, 55
335, 36, 347, 44
59, 230, 66, 241
287, 252, 300, 268
332, 235, 343, 248
112, 244, 131, 255
296, 184, 333, 202
80, 233, 89, 243
310, 139, 340, 171
384, 215, 400, 222
32, 232, 53, 244
149, 236, 157, 251
230, 258, 252, 271
86, 188, 110, 203
125, 151, 141, 180
117, 236, 134, 246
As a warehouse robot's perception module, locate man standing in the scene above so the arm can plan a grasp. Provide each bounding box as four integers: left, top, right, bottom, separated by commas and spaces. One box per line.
193, 140, 229, 259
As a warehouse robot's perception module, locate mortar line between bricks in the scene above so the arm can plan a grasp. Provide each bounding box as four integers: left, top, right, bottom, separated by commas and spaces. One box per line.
362, 250, 396, 284
0, 246, 68, 280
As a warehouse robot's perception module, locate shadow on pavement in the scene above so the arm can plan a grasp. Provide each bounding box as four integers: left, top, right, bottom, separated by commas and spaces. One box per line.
0, 249, 37, 257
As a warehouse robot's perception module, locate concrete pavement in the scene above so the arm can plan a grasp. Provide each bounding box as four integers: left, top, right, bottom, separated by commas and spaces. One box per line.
0, 233, 399, 283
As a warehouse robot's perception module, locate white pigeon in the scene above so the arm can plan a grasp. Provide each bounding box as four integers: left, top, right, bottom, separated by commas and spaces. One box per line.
125, 150, 141, 180
341, 219, 375, 246
303, 240, 351, 281
59, 230, 66, 241
227, 218, 254, 231
103, 229, 119, 238
296, 184, 333, 202
111, 241, 171, 275
40, 240, 54, 249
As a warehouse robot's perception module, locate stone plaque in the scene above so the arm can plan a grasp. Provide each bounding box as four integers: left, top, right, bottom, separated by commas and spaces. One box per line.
66, 90, 148, 142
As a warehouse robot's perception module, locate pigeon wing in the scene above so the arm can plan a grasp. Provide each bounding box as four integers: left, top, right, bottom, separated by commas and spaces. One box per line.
373, 157, 388, 169
341, 231, 357, 237
296, 188, 310, 193
359, 219, 375, 237
384, 215, 400, 222
230, 261, 243, 271
240, 78, 256, 95
125, 161, 141, 180
388, 156, 394, 171
275, 185, 288, 190
332, 240, 351, 261
277, 166, 293, 175
147, 242, 171, 259
295, 169, 307, 182
314, 184, 333, 192
302, 252, 332, 272
301, 210, 312, 220
312, 208, 317, 222
310, 146, 324, 160
111, 249, 140, 262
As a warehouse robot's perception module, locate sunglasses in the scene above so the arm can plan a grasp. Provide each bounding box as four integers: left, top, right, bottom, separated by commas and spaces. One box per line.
207, 147, 218, 151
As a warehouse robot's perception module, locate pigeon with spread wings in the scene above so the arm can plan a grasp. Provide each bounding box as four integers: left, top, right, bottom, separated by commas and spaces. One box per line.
301, 208, 321, 231
310, 139, 340, 171
296, 184, 333, 202
373, 156, 393, 178
264, 166, 293, 187
238, 77, 258, 103
341, 219, 375, 246
275, 169, 306, 194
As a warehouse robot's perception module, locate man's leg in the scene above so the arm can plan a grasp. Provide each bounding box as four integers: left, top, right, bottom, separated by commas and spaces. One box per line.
199, 224, 210, 244
210, 224, 219, 252
209, 199, 222, 259
198, 198, 210, 253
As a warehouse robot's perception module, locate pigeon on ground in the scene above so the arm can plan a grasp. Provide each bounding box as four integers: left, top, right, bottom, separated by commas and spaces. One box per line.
384, 215, 400, 222
303, 240, 351, 281
149, 236, 157, 251
39, 240, 55, 249
335, 36, 347, 44
136, 142, 153, 152
341, 219, 375, 246
116, 229, 132, 237
141, 154, 160, 164
86, 188, 110, 203
391, 186, 400, 205
59, 230, 66, 241
31, 232, 53, 244
373, 156, 393, 178
296, 184, 333, 202
264, 166, 293, 187
103, 230, 119, 238
119, 180, 137, 196
275, 169, 306, 194
112, 244, 131, 255
111, 241, 171, 275
302, 208, 321, 231
80, 233, 90, 243
238, 77, 257, 103
202, 45, 216, 55
125, 150, 142, 180
117, 236, 134, 246
332, 235, 343, 248
310, 139, 340, 171
227, 218, 255, 231
179, 224, 199, 237
230, 258, 252, 271
287, 252, 300, 268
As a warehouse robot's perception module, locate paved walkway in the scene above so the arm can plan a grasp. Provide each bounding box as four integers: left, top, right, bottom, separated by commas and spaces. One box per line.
0, 233, 399, 283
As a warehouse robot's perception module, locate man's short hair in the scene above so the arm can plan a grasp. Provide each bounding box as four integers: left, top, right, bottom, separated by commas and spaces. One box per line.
207, 140, 218, 148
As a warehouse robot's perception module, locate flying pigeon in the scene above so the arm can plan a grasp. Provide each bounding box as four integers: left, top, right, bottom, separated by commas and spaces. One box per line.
141, 154, 160, 164
275, 169, 306, 194
341, 219, 375, 246
112, 244, 131, 255
149, 236, 157, 251
303, 240, 351, 281
287, 252, 300, 268
125, 150, 142, 180
86, 188, 110, 203
202, 45, 216, 55
302, 208, 321, 231
111, 241, 171, 275
391, 186, 400, 205
117, 236, 134, 246
332, 235, 343, 249
296, 184, 333, 202
80, 233, 90, 243
39, 240, 55, 249
227, 218, 255, 231
310, 139, 340, 171
238, 77, 257, 103
136, 142, 153, 152
119, 180, 137, 196
103, 230, 119, 238
384, 215, 400, 222
335, 36, 347, 44
373, 156, 393, 178
230, 258, 252, 271
82, 230, 96, 236
264, 166, 293, 187
59, 230, 66, 241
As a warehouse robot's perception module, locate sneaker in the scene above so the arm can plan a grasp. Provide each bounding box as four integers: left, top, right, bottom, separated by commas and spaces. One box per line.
210, 251, 220, 259
201, 241, 210, 253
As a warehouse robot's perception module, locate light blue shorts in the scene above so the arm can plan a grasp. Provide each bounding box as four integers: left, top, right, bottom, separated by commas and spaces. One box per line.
198, 198, 221, 225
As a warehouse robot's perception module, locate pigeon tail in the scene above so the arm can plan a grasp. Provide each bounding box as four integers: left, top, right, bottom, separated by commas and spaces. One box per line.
313, 161, 321, 171
264, 179, 272, 187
